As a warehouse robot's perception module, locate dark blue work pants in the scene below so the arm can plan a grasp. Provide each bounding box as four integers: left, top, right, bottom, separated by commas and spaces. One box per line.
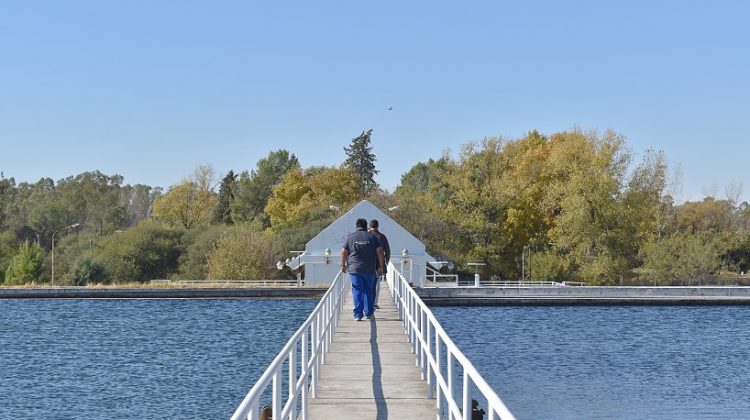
350, 273, 375, 318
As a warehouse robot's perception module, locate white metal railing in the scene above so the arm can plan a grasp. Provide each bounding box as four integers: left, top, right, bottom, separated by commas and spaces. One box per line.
150, 279, 303, 287
456, 280, 565, 287
231, 271, 346, 420
387, 263, 516, 420
425, 264, 460, 286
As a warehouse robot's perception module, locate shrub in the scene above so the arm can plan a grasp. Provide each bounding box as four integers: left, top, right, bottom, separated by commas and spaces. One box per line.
99, 220, 185, 282
206, 228, 283, 280
63, 257, 109, 286
529, 251, 571, 282
5, 241, 44, 285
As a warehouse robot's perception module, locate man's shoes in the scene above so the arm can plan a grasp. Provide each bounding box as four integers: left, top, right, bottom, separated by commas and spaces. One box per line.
354, 316, 363, 321
374, 304, 380, 309
365, 313, 373, 320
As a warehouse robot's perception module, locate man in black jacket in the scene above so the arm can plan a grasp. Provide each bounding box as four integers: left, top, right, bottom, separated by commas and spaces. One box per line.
369, 219, 390, 309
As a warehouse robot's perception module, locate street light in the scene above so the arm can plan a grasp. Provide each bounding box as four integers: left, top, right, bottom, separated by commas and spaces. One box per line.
522, 245, 530, 281
51, 222, 80, 286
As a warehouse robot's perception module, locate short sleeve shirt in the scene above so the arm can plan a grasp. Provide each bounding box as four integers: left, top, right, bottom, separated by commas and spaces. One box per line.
342, 228, 381, 274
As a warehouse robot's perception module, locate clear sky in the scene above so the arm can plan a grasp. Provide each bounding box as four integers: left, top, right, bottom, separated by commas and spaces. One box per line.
1, 1, 748, 203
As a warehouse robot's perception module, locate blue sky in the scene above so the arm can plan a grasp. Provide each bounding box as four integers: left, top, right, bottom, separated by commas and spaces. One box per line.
1, 1, 748, 202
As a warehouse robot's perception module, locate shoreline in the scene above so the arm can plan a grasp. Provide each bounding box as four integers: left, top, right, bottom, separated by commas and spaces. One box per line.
0, 287, 326, 299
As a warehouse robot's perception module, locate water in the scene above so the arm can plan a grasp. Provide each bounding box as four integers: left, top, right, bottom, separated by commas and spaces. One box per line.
0, 298, 317, 419
432, 305, 750, 420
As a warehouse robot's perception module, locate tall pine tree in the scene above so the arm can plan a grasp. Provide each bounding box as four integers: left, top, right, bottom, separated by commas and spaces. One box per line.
212, 170, 237, 224
343, 129, 379, 198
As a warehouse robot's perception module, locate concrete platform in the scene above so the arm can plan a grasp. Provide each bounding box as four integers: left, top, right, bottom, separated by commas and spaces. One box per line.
308, 282, 438, 419
417, 285, 750, 305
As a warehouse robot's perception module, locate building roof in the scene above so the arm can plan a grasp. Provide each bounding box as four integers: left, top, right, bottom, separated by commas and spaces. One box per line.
304, 200, 432, 258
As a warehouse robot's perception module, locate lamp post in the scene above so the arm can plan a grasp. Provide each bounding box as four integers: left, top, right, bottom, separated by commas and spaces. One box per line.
51, 222, 80, 286
522, 245, 530, 281
400, 249, 411, 284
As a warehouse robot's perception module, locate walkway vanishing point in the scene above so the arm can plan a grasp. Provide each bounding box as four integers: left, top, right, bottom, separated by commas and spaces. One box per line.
231, 265, 516, 420
307, 281, 437, 418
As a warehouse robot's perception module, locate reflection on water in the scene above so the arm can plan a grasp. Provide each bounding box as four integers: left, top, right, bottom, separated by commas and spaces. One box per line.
0, 298, 316, 419
433, 305, 750, 420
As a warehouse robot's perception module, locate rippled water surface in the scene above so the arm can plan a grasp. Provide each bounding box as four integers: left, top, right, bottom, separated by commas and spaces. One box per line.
0, 299, 316, 419
432, 305, 750, 420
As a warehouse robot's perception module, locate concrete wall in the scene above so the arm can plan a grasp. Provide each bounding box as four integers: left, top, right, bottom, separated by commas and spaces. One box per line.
417, 286, 750, 305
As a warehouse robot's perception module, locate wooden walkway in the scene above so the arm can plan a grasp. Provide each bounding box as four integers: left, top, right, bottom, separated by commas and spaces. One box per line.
308, 282, 438, 419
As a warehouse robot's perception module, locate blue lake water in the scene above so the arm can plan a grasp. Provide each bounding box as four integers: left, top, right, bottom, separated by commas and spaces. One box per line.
432, 305, 750, 420
0, 299, 316, 419
3, 300, 750, 419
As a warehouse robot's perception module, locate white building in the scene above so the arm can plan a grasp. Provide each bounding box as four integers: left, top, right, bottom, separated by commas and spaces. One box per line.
283, 200, 435, 287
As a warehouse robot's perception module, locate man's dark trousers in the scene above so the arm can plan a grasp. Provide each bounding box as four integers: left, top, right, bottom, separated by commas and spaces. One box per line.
350, 273, 375, 318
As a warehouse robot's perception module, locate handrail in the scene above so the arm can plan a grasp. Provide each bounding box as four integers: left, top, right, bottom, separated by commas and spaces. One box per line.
387, 263, 516, 420
425, 265, 459, 286
231, 270, 345, 420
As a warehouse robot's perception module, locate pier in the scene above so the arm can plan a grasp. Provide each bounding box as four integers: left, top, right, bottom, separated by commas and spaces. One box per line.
231, 264, 516, 420
306, 281, 437, 418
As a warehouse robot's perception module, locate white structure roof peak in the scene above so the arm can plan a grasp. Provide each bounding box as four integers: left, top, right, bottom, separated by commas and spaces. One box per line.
290, 200, 434, 286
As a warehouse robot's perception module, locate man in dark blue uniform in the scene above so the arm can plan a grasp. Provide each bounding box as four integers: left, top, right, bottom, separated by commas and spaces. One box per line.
341, 218, 385, 320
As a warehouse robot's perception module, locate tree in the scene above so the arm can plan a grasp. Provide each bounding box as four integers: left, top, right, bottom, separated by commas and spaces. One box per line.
0, 176, 15, 230
641, 234, 721, 285
56, 171, 127, 235
5, 241, 44, 285
123, 184, 159, 227
0, 231, 16, 282
231, 150, 299, 226
152, 166, 218, 229
265, 166, 359, 227
64, 256, 108, 286
175, 225, 228, 280
98, 221, 184, 282
343, 129, 378, 197
206, 228, 283, 280
212, 170, 237, 225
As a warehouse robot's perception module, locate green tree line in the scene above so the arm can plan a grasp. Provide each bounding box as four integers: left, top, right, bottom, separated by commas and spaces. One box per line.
1, 128, 748, 286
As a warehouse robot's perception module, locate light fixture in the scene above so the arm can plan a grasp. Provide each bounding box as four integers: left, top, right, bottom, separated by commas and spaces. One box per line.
51, 222, 81, 286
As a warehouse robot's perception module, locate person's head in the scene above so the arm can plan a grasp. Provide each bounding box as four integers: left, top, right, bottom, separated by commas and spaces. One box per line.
369, 219, 379, 230
356, 218, 368, 229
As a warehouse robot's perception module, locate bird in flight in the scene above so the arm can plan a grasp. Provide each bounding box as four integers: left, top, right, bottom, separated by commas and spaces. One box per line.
388, 106, 393, 111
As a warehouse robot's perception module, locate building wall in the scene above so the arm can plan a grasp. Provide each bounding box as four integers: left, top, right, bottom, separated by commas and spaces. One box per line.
297, 201, 434, 287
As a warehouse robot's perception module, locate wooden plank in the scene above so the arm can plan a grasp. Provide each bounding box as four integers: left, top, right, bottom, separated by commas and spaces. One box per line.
308, 282, 438, 419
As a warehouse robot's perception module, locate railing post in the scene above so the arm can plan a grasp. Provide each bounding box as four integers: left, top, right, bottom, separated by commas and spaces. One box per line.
421, 310, 427, 381
311, 318, 318, 398
416, 305, 422, 366
288, 343, 297, 420
319, 309, 327, 366
462, 371, 471, 420
324, 298, 330, 355
249, 401, 259, 420
301, 330, 309, 420
434, 334, 440, 406
448, 352, 455, 420
272, 369, 282, 420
